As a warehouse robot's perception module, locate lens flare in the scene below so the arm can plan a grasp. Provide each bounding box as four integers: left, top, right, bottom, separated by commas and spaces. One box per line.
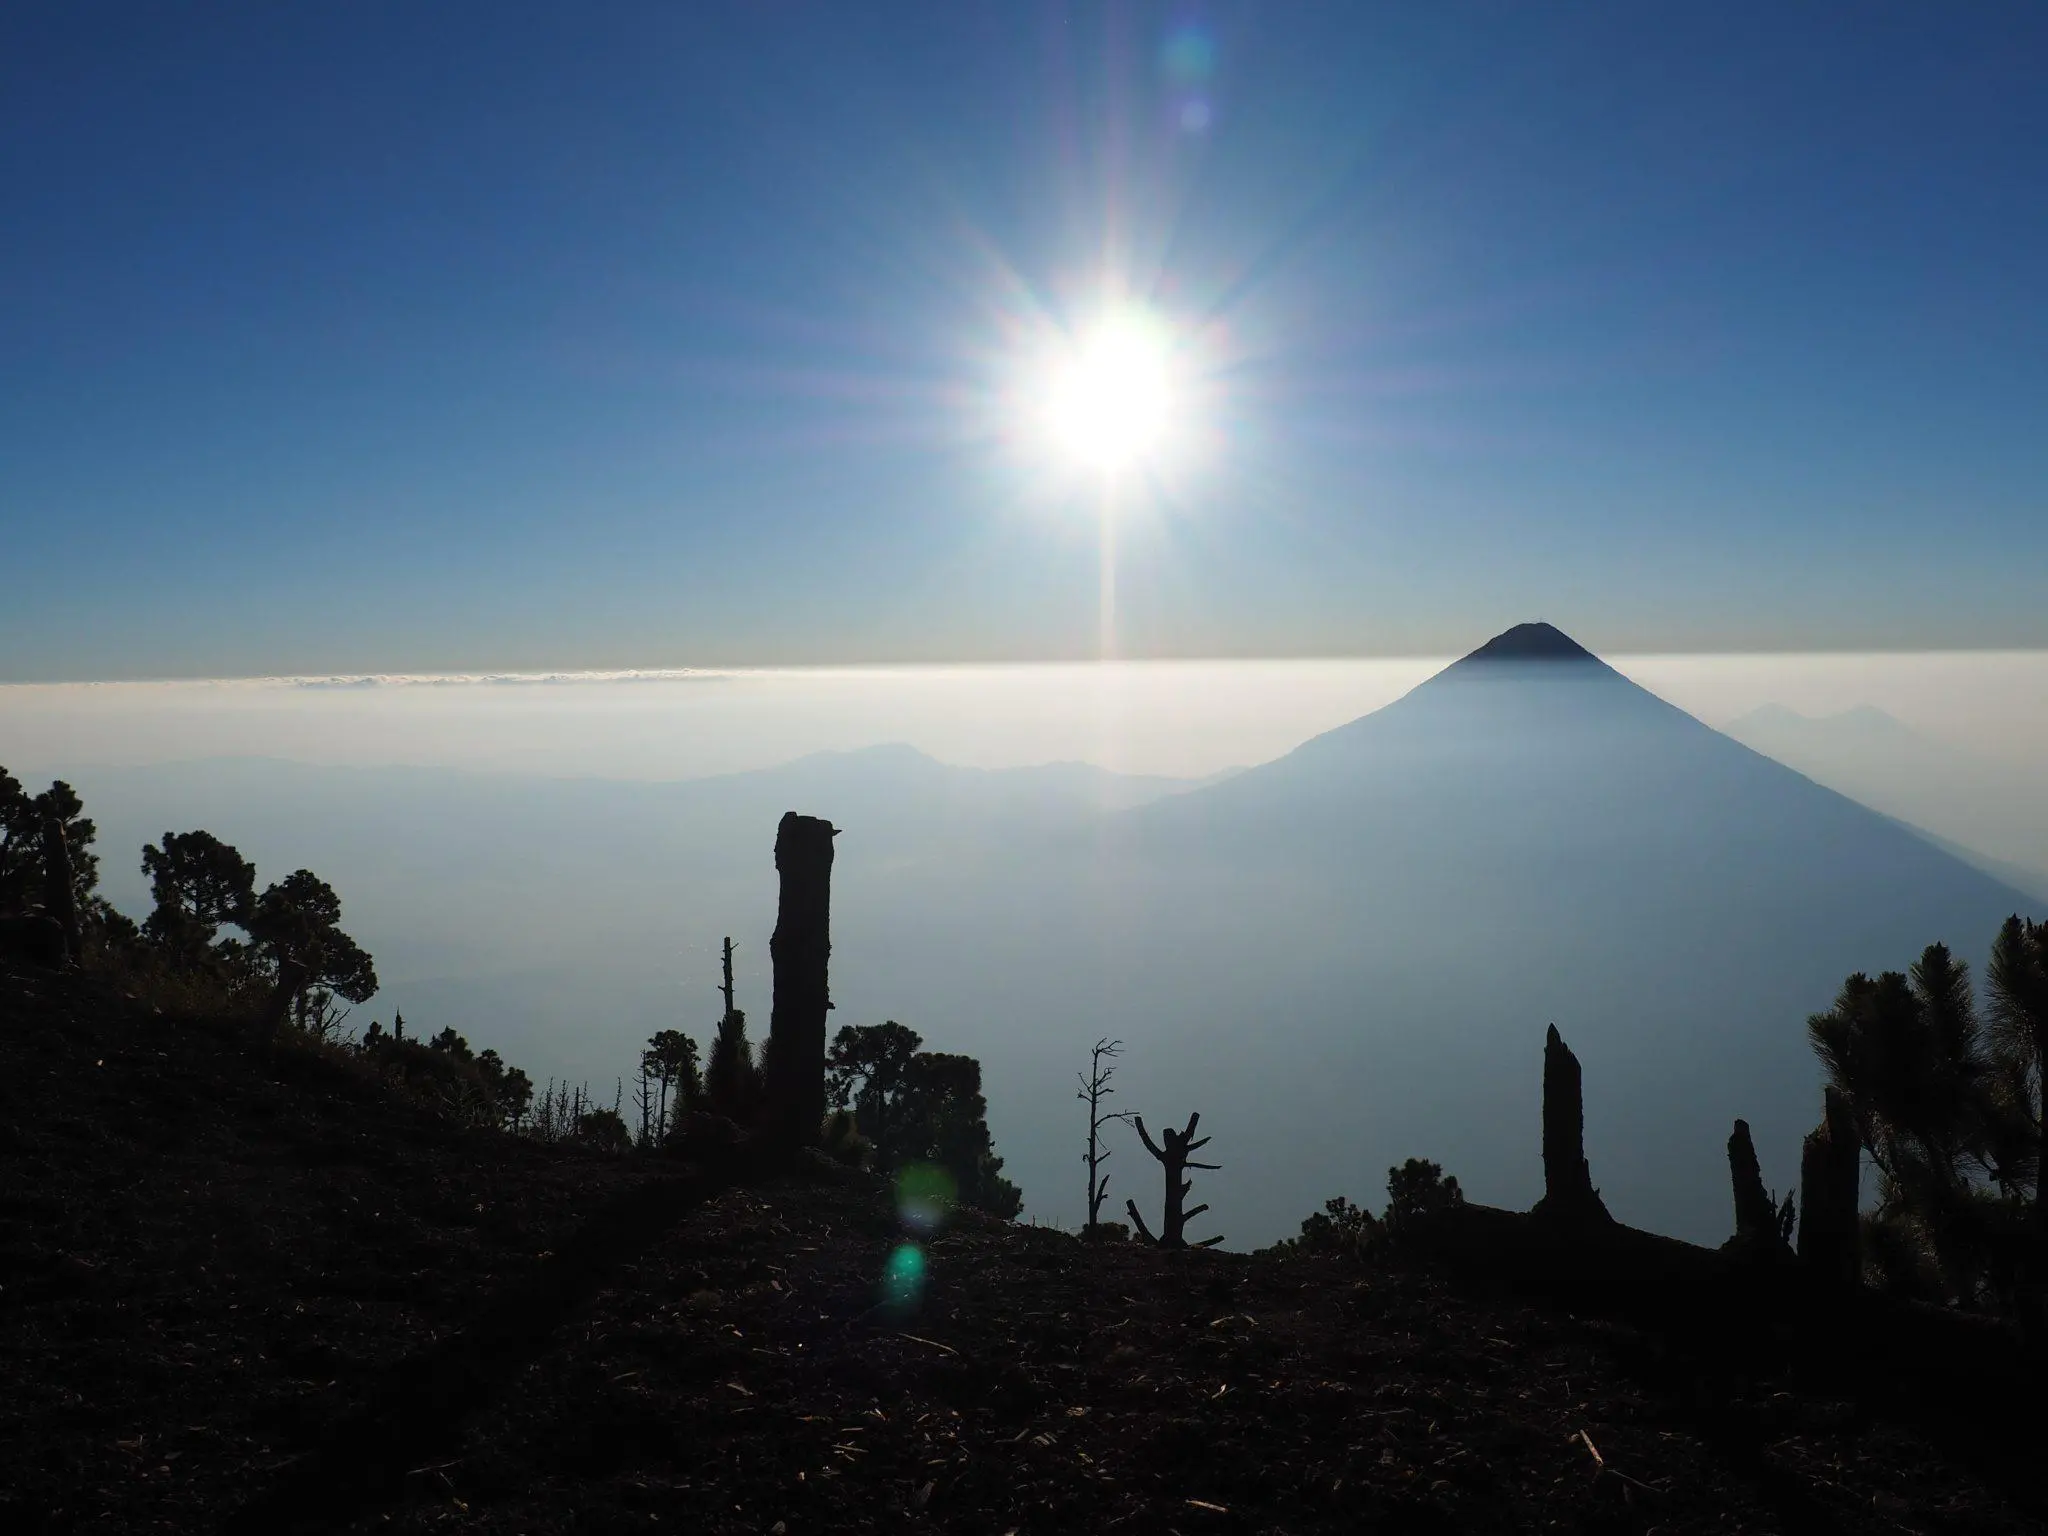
895, 1162, 957, 1235
882, 1242, 927, 1315
1162, 25, 1216, 85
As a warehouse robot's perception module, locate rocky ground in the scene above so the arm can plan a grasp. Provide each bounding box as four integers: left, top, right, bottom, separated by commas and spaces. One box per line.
1, 964, 2041, 1534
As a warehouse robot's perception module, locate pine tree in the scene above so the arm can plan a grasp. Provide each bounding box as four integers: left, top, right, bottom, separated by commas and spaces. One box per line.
641, 1028, 702, 1142
704, 936, 760, 1122
1985, 915, 2048, 1238
825, 1022, 1021, 1218
1807, 935, 2037, 1309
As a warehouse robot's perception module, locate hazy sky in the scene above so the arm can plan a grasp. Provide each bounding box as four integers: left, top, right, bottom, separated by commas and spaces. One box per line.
6, 5, 2047, 680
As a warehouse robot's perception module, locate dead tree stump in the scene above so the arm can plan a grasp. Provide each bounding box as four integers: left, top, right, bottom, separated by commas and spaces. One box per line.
39, 815, 81, 966
1798, 1087, 1860, 1286
1126, 1112, 1222, 1249
1531, 1024, 1612, 1227
1725, 1117, 1796, 1254
763, 812, 837, 1149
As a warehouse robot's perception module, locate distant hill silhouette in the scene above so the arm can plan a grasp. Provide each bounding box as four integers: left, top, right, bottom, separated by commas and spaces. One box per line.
52, 624, 2040, 1246
1722, 701, 2048, 902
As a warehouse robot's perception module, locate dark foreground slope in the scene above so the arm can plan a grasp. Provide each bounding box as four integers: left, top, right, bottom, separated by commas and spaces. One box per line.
2, 968, 2040, 1535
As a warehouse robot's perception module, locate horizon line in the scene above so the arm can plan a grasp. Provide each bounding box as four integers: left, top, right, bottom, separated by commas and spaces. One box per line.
8, 643, 2048, 692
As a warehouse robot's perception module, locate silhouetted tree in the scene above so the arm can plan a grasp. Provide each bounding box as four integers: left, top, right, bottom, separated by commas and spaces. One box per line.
641, 1028, 702, 1143
497, 1064, 535, 1130
897, 1051, 1022, 1218
428, 1026, 472, 1059
819, 1106, 872, 1165
1266, 1196, 1380, 1258
1985, 915, 2048, 1241
0, 768, 32, 913
246, 869, 377, 1040
1265, 1160, 1465, 1258
633, 1066, 655, 1145
576, 1106, 632, 1152
827, 1019, 922, 1152
1808, 937, 2041, 1308
140, 830, 255, 968
0, 777, 98, 919
825, 1022, 1020, 1217
704, 936, 760, 1121
1127, 1112, 1221, 1249
1384, 1157, 1464, 1236
2, 773, 131, 966
1077, 1038, 1135, 1235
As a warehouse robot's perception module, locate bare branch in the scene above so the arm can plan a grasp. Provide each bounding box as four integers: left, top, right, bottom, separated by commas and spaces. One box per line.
1133, 1115, 1164, 1160
1125, 1198, 1157, 1245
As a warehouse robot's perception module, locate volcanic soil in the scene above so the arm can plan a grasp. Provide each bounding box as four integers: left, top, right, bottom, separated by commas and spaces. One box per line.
0, 964, 2039, 1534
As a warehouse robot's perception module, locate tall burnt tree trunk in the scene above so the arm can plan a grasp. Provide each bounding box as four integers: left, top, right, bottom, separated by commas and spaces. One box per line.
1798, 1086, 1860, 1286
764, 812, 836, 1149
1726, 1118, 1783, 1250
39, 815, 80, 966
1532, 1024, 1611, 1227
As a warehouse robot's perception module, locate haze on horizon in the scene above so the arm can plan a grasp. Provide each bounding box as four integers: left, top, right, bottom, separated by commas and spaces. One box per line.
15, 625, 2039, 1251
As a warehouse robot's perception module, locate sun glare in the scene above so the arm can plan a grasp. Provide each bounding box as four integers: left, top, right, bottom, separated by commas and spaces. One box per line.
1042, 309, 1179, 476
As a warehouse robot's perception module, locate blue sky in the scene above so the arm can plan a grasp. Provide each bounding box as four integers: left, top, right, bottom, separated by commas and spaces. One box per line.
4, 3, 2045, 680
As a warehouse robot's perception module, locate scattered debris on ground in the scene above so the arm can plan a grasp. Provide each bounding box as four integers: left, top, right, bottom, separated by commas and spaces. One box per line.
1, 966, 2039, 1533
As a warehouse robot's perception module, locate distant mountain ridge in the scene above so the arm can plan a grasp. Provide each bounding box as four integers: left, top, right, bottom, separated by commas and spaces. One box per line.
1721, 699, 2048, 902
45, 623, 2042, 1247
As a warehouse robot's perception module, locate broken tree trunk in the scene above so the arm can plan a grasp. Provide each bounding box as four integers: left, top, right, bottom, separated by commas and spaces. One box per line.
39, 815, 80, 966
1720, 1122, 1785, 1253
1798, 1086, 1860, 1286
1128, 1111, 1222, 1249
1531, 1024, 1612, 1227
763, 812, 837, 1149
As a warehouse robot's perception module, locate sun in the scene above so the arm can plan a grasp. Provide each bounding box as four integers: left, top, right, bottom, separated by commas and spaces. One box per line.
1041, 308, 1180, 476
